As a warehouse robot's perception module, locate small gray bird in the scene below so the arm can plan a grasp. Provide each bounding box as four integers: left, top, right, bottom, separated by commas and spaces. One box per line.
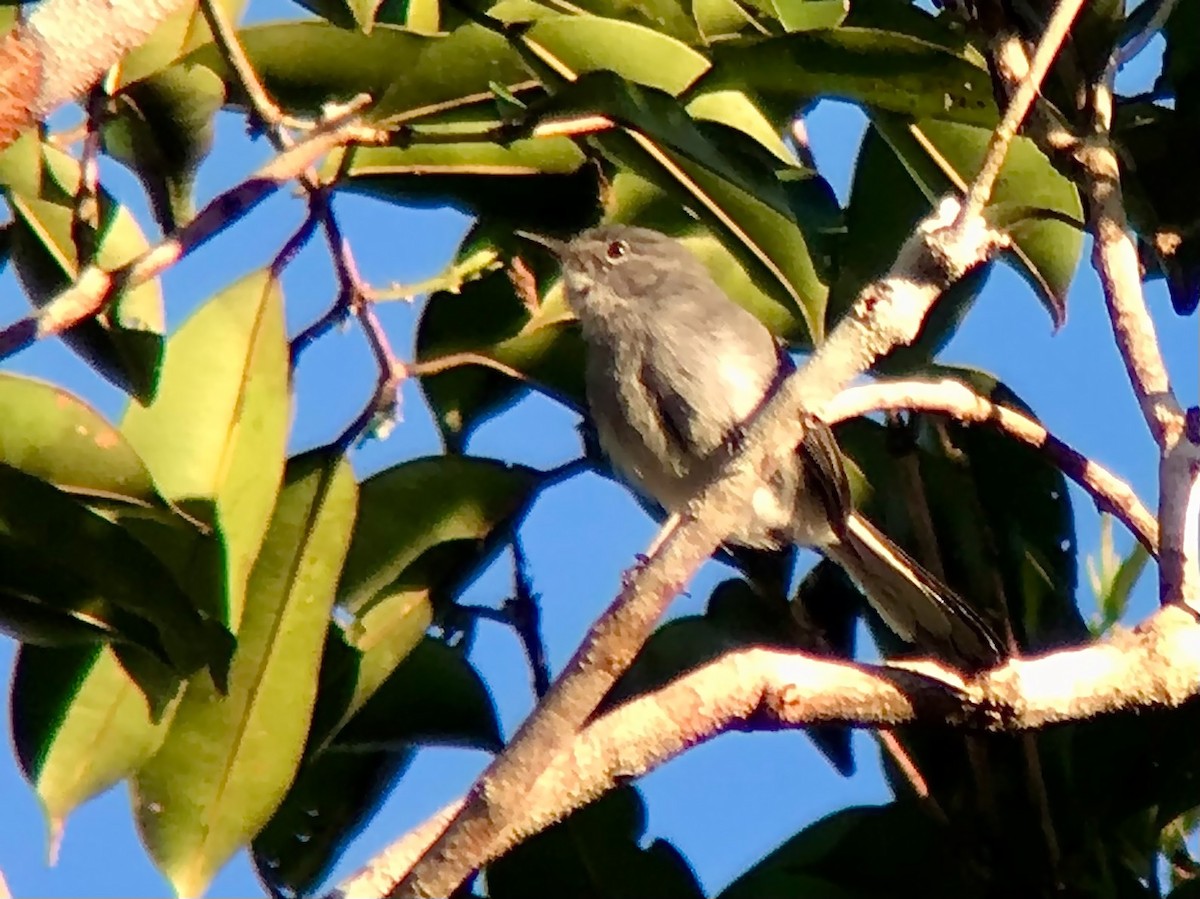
522, 224, 1003, 669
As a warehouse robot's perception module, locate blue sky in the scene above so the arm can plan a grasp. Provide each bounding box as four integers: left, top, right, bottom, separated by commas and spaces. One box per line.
0, 3, 1192, 897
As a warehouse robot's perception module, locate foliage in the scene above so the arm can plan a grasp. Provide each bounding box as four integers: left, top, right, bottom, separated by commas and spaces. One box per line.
0, 0, 1195, 896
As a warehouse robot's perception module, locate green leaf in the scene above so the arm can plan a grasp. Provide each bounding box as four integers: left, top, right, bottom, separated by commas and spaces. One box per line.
0, 136, 165, 402
521, 15, 711, 95
348, 0, 387, 30
118, 0, 249, 87
331, 637, 501, 751
720, 802, 975, 898
11, 644, 183, 837
879, 367, 1086, 650
691, 0, 763, 41
134, 450, 357, 899
488, 785, 704, 899
252, 746, 416, 897
0, 372, 166, 513
332, 130, 595, 227
337, 455, 539, 617
536, 73, 827, 334
105, 62, 227, 231
179, 21, 530, 124
872, 115, 1083, 325
684, 88, 795, 165
1116, 104, 1200, 315
121, 269, 290, 628
0, 464, 230, 677
829, 124, 988, 366
771, 0, 848, 31
1164, 0, 1200, 117
707, 28, 997, 126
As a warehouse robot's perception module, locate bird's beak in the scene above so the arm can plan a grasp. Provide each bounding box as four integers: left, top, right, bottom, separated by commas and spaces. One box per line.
515, 230, 569, 258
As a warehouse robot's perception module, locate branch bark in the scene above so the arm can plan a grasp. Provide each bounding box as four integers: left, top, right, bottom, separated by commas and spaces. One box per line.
393, 0, 1083, 891
339, 602, 1200, 897
819, 378, 1159, 553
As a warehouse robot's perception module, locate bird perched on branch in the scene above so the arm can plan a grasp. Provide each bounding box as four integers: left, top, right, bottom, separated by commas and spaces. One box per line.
520, 224, 1003, 670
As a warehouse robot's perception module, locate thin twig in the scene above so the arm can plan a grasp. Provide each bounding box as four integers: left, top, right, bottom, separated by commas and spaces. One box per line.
0, 107, 379, 361
71, 71, 114, 265
407, 351, 533, 385
507, 538, 551, 698
201, 0, 404, 446
819, 378, 1159, 554
199, 0, 284, 131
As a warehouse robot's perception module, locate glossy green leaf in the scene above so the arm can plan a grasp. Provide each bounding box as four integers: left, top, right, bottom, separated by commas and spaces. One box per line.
337, 455, 539, 617
414, 232, 584, 448
11, 645, 183, 837
1164, 0, 1200, 117
521, 0, 700, 42
522, 15, 710, 95
872, 115, 1083, 325
341, 161, 603, 234
829, 124, 988, 366
121, 269, 290, 628
0, 372, 164, 512
118, 0, 248, 87
179, 21, 529, 123
684, 88, 795, 165
338, 135, 586, 177
1116, 104, 1200, 315
854, 367, 1085, 651
348, 0, 386, 29
691, 0, 762, 41
330, 637, 501, 750
488, 785, 704, 898
135, 451, 357, 899
333, 127, 590, 224
0, 137, 165, 402
0, 464, 229, 676
771, 0, 848, 31
719, 802, 976, 898
106, 62, 227, 231
536, 74, 826, 333
252, 746, 416, 897
707, 28, 997, 126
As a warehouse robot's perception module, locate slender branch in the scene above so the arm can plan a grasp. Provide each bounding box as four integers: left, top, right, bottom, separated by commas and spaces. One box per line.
338, 603, 1200, 897
198, 0, 285, 131
1113, 0, 1182, 71
407, 351, 533, 385
507, 538, 551, 698
0, 106, 380, 361
198, 0, 403, 448
818, 378, 1159, 554
957, 0, 1089, 223
1075, 136, 1182, 448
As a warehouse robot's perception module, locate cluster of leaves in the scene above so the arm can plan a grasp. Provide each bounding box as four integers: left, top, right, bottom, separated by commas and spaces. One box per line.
0, 0, 1194, 895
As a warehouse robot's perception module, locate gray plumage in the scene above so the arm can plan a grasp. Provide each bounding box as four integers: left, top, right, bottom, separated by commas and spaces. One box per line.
526, 225, 1002, 668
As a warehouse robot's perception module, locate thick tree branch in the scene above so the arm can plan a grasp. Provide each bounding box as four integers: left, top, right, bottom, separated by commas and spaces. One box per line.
819, 378, 1159, 554
393, 0, 1088, 887
340, 603, 1200, 896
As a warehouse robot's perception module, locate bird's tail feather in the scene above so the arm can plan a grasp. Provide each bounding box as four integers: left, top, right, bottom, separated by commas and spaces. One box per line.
824, 513, 1004, 670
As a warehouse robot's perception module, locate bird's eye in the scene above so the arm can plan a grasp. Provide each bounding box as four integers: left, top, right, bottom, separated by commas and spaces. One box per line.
605, 240, 628, 261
